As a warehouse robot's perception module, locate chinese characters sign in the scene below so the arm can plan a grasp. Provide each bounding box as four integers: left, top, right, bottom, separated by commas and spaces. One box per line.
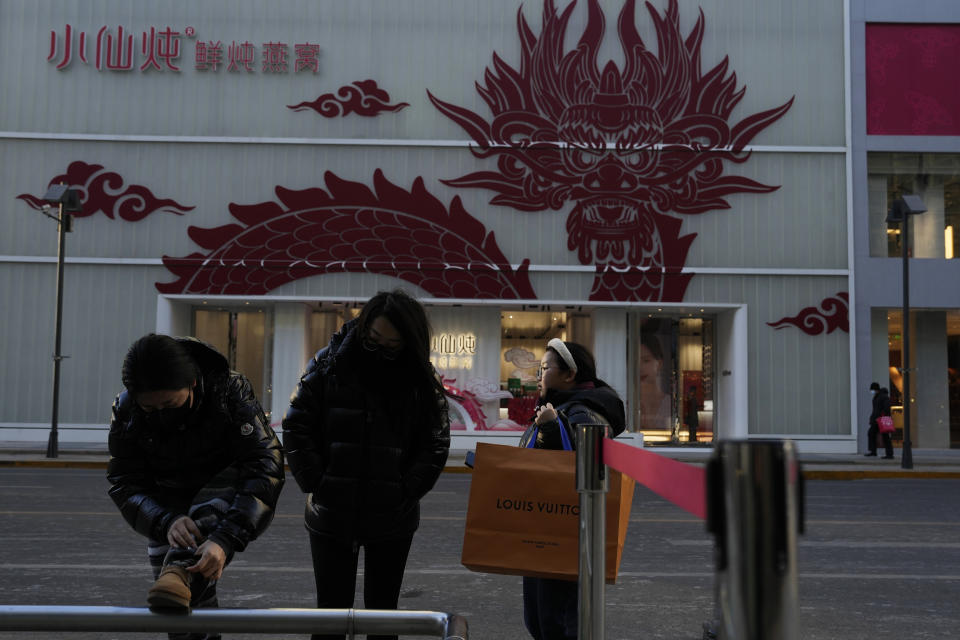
431, 333, 477, 371
48, 24, 320, 74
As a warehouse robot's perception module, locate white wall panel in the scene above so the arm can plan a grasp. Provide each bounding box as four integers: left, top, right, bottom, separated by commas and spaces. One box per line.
0, 263, 173, 424
1, 0, 843, 145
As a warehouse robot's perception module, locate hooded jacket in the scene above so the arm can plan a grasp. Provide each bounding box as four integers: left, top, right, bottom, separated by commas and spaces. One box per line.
282, 319, 451, 544
107, 338, 285, 557
518, 384, 626, 450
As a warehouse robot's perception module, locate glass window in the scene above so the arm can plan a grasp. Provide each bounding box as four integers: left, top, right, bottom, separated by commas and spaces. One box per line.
886, 309, 960, 447
632, 315, 714, 446
193, 307, 272, 416
868, 153, 960, 259
494, 310, 592, 429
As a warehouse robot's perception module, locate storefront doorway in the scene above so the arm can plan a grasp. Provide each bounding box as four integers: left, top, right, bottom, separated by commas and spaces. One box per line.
193, 307, 273, 417
630, 313, 716, 446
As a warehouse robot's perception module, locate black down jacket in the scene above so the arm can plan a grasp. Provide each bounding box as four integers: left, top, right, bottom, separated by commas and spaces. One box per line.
518, 384, 626, 450
107, 338, 285, 557
282, 319, 451, 544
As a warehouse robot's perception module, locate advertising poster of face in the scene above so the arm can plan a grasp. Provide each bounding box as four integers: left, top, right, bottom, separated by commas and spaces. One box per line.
638, 321, 674, 431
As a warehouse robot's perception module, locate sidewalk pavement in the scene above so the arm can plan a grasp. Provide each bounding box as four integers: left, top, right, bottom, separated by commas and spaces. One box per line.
2, 441, 960, 479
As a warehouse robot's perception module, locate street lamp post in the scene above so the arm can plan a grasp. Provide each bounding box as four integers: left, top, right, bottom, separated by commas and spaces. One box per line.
38, 184, 80, 459
886, 194, 927, 470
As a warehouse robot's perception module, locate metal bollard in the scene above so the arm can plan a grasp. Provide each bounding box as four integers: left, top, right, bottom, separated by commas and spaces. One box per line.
576, 423, 609, 640
706, 440, 805, 640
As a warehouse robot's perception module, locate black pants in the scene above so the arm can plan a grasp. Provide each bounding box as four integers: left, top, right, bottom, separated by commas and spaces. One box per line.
522, 576, 577, 640
308, 531, 415, 640
867, 424, 894, 457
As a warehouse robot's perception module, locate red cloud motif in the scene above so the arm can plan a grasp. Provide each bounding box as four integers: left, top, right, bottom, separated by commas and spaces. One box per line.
16, 161, 194, 221
288, 79, 409, 117
767, 293, 849, 335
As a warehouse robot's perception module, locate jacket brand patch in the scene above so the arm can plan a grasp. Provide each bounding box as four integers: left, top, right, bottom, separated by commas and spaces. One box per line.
240, 423, 254, 436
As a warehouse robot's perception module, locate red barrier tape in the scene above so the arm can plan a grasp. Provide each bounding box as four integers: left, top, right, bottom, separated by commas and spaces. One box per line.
603, 439, 707, 520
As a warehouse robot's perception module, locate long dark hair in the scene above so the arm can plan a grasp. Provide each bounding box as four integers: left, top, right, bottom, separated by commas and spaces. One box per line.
122, 334, 197, 396
546, 340, 611, 389
356, 289, 448, 419
640, 332, 663, 362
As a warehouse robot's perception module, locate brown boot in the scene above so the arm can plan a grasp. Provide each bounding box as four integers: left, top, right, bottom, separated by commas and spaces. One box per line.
147, 565, 192, 613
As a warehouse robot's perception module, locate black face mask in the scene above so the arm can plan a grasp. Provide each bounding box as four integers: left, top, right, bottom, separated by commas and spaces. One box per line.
142, 395, 195, 430
539, 387, 571, 410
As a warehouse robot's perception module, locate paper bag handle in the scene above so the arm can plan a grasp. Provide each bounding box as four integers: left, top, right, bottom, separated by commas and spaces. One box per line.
525, 416, 574, 451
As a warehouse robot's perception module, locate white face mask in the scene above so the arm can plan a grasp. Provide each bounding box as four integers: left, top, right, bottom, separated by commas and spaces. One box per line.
870, 390, 876, 395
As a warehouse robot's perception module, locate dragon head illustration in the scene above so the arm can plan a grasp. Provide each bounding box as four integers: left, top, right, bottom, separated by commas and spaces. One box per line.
429, 0, 793, 300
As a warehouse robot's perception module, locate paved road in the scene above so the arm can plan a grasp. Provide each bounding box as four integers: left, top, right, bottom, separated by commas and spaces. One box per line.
0, 468, 958, 639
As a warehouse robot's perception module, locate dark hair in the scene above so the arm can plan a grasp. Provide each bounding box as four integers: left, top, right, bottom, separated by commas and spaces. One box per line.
869, 382, 881, 391
546, 340, 610, 388
640, 332, 663, 362
357, 289, 448, 415
121, 334, 197, 396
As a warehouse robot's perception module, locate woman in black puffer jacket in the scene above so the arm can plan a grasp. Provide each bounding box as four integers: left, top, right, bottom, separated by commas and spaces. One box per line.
282, 290, 450, 640
107, 334, 284, 630
519, 338, 625, 640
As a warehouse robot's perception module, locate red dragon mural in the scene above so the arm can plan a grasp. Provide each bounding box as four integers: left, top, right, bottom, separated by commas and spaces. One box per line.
22, 1, 793, 306
428, 0, 793, 301
156, 170, 535, 298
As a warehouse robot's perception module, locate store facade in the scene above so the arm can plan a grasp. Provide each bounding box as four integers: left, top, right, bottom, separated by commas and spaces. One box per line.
1, 0, 857, 451
852, 1, 960, 450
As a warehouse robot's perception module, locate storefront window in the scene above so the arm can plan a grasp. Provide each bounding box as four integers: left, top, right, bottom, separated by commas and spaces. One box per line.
886, 309, 960, 447
869, 153, 960, 259
634, 315, 714, 446
497, 311, 584, 429
194, 307, 273, 416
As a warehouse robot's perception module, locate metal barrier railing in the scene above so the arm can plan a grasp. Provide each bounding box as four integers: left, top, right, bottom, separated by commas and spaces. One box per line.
0, 605, 468, 639
580, 429, 804, 640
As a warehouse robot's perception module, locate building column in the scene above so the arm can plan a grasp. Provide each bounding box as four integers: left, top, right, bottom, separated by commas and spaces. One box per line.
914, 178, 945, 258
592, 308, 628, 416
914, 311, 950, 448
716, 306, 748, 439
270, 303, 310, 423
156, 297, 192, 336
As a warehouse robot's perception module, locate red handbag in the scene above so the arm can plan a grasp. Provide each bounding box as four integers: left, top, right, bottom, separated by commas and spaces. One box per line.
877, 415, 895, 434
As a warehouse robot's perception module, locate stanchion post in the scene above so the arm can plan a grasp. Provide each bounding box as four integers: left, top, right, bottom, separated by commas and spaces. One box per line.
576, 423, 608, 640
706, 440, 804, 640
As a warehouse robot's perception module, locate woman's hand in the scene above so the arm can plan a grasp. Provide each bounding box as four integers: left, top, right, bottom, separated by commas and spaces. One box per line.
187, 540, 227, 580
535, 403, 557, 426
167, 515, 203, 548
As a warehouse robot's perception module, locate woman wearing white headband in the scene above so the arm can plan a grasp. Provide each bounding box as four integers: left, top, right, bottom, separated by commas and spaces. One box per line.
518, 338, 625, 640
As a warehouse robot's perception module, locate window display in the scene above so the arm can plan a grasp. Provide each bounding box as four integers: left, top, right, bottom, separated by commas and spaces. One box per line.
868, 153, 960, 259
634, 316, 714, 446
